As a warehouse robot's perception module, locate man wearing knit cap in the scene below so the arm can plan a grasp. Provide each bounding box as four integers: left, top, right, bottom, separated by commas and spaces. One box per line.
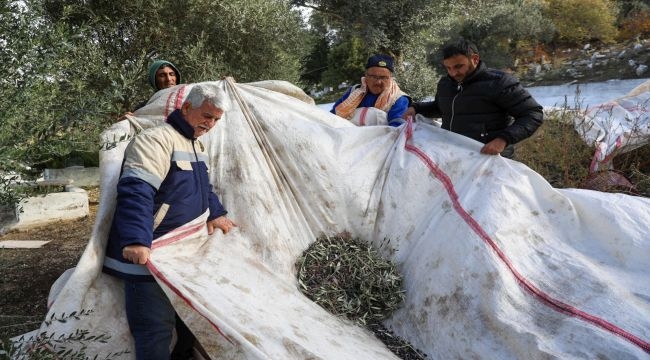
331, 54, 410, 127
118, 60, 182, 120
148, 59, 181, 92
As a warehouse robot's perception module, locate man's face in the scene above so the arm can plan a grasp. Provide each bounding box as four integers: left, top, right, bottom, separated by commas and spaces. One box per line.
365, 66, 393, 95
442, 53, 479, 83
155, 66, 177, 90
181, 100, 224, 138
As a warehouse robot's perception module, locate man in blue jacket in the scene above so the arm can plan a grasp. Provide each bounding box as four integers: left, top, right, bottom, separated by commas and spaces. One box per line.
403, 38, 543, 158
331, 54, 411, 127
103, 83, 236, 359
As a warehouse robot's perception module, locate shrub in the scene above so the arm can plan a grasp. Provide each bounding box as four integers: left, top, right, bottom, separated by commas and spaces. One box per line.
543, 0, 619, 44
618, 10, 650, 40
516, 106, 593, 188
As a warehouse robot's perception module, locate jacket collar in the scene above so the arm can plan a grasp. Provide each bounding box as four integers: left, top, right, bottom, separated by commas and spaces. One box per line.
166, 109, 196, 139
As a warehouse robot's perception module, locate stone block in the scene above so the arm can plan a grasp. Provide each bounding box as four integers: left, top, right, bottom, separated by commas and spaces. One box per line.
13, 191, 89, 231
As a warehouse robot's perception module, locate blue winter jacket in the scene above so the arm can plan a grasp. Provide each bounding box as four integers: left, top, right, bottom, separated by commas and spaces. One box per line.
103, 109, 227, 281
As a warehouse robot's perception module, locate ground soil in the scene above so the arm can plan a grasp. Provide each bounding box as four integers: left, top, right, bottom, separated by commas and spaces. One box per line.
0, 187, 99, 341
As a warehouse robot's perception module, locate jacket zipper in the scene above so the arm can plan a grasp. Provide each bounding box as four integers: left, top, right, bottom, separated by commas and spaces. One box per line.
449, 83, 463, 132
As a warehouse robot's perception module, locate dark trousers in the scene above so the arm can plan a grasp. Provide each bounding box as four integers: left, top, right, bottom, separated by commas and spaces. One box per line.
124, 281, 195, 360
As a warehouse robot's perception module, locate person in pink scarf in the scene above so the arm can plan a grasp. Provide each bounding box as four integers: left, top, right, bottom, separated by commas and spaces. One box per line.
331, 54, 410, 127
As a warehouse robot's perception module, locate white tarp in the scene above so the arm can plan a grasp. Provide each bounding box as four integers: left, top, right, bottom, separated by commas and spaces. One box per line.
27, 79, 649, 359
574, 79, 650, 172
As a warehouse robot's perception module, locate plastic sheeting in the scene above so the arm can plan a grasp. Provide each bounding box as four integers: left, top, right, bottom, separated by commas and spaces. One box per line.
30, 79, 649, 359
575, 79, 650, 172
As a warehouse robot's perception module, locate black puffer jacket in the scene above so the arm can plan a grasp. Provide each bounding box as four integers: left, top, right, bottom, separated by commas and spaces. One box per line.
413, 61, 543, 146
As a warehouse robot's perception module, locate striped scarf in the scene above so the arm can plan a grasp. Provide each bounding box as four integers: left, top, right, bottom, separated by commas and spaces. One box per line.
335, 77, 405, 120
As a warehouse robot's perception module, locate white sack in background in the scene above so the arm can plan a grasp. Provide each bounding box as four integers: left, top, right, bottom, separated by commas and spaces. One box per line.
574, 79, 650, 172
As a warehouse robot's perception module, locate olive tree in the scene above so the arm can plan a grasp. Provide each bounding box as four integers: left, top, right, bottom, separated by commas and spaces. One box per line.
0, 0, 310, 207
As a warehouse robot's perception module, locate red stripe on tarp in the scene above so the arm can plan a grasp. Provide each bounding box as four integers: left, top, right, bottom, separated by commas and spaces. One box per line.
164, 90, 175, 118
164, 85, 187, 118
148, 217, 232, 343
360, 107, 368, 126
589, 146, 603, 173
151, 222, 205, 250
175, 85, 186, 110
403, 122, 650, 353
147, 260, 233, 345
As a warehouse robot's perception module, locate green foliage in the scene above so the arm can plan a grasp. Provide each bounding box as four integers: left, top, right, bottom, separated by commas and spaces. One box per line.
618, 9, 650, 39
615, 0, 650, 19
301, 36, 330, 85
292, 0, 436, 56
320, 37, 368, 88
0, 173, 24, 209
543, 0, 619, 44
0, 0, 310, 209
397, 38, 439, 101
185, 0, 308, 83
423, 0, 553, 70
295, 233, 426, 357
294, 0, 442, 88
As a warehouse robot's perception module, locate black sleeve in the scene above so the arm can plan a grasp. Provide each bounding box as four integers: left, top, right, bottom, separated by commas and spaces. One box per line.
413, 99, 442, 118
493, 75, 544, 145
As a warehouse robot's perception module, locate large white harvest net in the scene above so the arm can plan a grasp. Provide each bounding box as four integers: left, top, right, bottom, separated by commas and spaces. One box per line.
31, 79, 649, 359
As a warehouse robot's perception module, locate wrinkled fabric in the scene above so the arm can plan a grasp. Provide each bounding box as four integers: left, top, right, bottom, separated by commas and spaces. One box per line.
572, 79, 650, 172
30, 79, 650, 359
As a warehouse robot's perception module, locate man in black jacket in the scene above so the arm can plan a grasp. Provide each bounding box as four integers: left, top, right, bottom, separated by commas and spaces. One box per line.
403, 38, 543, 158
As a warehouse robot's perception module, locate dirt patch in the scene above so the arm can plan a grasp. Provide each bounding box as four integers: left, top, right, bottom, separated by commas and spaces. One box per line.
0, 187, 99, 340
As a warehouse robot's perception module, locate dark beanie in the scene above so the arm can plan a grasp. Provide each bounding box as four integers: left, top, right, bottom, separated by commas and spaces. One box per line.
365, 54, 394, 72
148, 60, 181, 90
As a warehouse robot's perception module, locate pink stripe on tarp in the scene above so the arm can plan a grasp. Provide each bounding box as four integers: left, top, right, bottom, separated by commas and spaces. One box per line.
359, 107, 368, 126
589, 102, 645, 114
151, 222, 205, 250
148, 216, 232, 343
589, 136, 624, 173
164, 85, 187, 118
164, 90, 175, 118
403, 122, 650, 353
600, 136, 623, 165
147, 261, 233, 344
175, 86, 186, 110
589, 146, 602, 173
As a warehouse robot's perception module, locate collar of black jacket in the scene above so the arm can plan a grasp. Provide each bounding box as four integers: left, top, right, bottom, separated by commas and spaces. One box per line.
166, 108, 196, 140
448, 60, 486, 86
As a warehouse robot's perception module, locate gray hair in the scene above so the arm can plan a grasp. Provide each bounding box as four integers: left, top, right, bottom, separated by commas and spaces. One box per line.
183, 83, 229, 112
